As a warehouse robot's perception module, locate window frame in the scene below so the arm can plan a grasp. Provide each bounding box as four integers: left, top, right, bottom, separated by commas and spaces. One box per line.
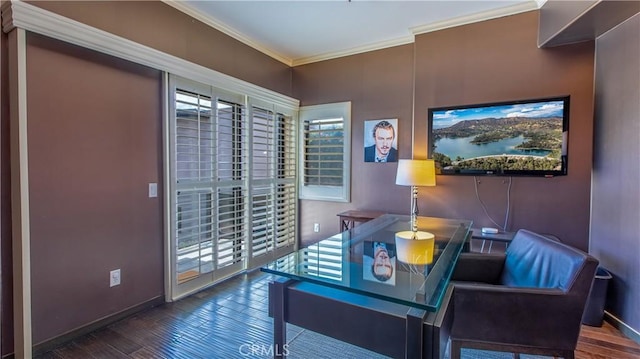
298, 101, 351, 202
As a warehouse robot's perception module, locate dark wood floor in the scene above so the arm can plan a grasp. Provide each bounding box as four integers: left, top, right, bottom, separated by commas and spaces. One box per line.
35, 270, 640, 359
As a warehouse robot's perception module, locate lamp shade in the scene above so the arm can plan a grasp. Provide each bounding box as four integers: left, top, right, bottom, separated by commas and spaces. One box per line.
395, 231, 435, 265
395, 159, 436, 187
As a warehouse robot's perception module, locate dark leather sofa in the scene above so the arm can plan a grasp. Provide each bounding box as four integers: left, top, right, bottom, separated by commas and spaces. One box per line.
449, 229, 599, 359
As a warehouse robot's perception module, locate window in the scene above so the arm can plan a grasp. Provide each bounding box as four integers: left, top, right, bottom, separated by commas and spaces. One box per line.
299, 102, 351, 202
169, 76, 298, 298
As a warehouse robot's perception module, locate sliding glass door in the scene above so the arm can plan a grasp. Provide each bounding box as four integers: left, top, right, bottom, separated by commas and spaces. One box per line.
168, 75, 297, 299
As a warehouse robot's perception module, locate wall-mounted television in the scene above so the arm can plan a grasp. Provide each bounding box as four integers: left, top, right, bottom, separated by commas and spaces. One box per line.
428, 96, 569, 177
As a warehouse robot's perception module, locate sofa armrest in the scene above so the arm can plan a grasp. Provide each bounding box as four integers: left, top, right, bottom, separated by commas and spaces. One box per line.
451, 252, 505, 283
451, 283, 585, 350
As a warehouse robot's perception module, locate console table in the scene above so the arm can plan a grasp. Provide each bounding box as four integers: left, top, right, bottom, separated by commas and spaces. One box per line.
263, 214, 472, 359
471, 228, 515, 253
337, 209, 386, 231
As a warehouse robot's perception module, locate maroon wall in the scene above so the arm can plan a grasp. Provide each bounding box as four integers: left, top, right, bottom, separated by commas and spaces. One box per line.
26, 34, 164, 344
592, 13, 640, 336
293, 44, 415, 246
30, 1, 293, 97
294, 11, 595, 251
413, 11, 595, 251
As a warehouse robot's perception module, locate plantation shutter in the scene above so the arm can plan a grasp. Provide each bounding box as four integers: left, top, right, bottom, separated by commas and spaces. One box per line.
215, 97, 248, 271
274, 112, 297, 251
175, 89, 214, 183
173, 87, 249, 286
303, 118, 345, 186
174, 89, 215, 283
249, 104, 296, 264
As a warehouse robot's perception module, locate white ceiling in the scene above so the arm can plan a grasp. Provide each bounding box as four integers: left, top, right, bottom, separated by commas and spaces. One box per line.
166, 1, 542, 66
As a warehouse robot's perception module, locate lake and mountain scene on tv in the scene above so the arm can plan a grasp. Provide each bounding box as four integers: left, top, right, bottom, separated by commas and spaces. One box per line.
431, 99, 566, 174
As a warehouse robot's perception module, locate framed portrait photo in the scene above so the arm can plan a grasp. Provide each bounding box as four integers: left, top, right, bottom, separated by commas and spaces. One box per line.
364, 118, 398, 163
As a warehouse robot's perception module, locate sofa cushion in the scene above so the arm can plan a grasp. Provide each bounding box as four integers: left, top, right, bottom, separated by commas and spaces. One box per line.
500, 229, 587, 291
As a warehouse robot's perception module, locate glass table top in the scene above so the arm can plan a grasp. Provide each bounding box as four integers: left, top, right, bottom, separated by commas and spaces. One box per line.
262, 214, 472, 311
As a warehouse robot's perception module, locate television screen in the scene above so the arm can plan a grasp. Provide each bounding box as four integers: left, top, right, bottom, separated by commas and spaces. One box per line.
428, 96, 569, 177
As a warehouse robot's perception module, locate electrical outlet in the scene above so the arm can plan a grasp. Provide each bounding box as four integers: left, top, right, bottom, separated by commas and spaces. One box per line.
110, 269, 121, 287
313, 223, 320, 233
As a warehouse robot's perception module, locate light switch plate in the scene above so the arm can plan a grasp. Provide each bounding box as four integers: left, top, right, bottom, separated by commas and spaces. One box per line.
149, 183, 158, 198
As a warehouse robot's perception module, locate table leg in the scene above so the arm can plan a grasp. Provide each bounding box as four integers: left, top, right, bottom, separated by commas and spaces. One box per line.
341, 219, 353, 231
270, 278, 295, 359
406, 307, 428, 359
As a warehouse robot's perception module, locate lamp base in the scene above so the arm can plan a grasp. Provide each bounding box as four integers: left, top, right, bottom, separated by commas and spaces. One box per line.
394, 231, 435, 265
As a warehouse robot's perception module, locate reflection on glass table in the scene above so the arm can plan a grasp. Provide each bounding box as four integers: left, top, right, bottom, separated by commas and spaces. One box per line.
262, 214, 472, 312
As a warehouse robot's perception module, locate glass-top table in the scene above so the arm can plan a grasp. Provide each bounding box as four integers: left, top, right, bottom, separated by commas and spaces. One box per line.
262, 214, 472, 312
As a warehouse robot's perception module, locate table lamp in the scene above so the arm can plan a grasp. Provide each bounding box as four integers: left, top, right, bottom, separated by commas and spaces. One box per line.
394, 159, 436, 265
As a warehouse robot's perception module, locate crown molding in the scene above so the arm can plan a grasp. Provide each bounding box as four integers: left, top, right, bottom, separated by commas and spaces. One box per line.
162, 0, 294, 66
1, 0, 298, 108
164, 0, 416, 66
294, 1, 540, 66
292, 35, 415, 67
411, 1, 540, 35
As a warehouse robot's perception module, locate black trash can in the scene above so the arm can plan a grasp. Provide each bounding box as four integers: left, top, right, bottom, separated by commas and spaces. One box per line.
582, 267, 612, 327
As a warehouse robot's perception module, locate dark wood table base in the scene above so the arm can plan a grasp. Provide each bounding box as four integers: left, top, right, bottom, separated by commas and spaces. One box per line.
269, 278, 453, 359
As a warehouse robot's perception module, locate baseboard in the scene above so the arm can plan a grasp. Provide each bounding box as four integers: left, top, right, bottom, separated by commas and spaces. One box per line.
30, 295, 165, 357
605, 310, 640, 345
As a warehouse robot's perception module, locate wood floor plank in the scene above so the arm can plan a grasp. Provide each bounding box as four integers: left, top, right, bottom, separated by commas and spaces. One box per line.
107, 315, 167, 346
88, 328, 143, 355
577, 336, 640, 358
580, 324, 640, 348
128, 347, 169, 359
33, 351, 63, 359
51, 342, 95, 359
69, 335, 129, 359
576, 340, 640, 359
135, 344, 200, 359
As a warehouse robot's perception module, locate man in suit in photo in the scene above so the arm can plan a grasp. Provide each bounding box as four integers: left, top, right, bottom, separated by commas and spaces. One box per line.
364, 120, 398, 162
